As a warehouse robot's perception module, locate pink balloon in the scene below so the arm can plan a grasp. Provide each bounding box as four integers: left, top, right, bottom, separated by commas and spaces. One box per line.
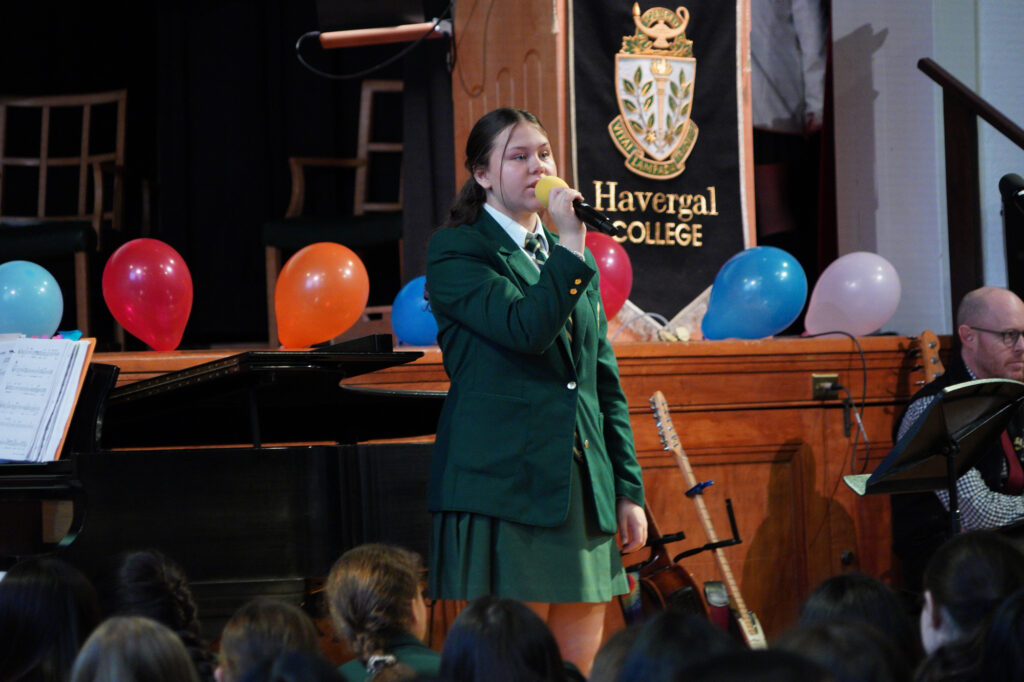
586, 232, 633, 319
102, 238, 193, 350
804, 252, 901, 336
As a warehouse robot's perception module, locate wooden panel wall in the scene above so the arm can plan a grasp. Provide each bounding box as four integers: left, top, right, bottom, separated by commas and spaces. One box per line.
98, 334, 938, 641
450, 0, 569, 186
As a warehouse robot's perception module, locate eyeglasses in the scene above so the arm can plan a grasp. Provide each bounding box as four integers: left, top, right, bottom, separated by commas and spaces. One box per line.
970, 326, 1024, 348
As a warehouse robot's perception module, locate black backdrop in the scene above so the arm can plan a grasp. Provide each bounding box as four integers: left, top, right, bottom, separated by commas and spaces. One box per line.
571, 0, 748, 318
0, 1, 453, 348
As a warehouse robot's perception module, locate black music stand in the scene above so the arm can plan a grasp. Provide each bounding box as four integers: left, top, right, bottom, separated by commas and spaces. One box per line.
844, 378, 1024, 535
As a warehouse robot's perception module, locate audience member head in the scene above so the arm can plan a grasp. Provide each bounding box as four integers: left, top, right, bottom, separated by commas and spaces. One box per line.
217, 597, 321, 682
0, 556, 101, 682
440, 595, 566, 682
237, 651, 344, 682
105, 548, 215, 681
978, 588, 1024, 680
956, 286, 1024, 380
615, 610, 742, 682
326, 543, 428, 674
799, 571, 920, 663
774, 620, 911, 682
70, 615, 199, 682
683, 649, 830, 682
920, 530, 1024, 654
588, 624, 639, 682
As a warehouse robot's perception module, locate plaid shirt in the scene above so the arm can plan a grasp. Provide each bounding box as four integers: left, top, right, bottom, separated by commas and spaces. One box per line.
898, 367, 1024, 530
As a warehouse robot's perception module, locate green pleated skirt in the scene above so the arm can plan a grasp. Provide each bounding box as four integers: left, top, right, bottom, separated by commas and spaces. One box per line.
429, 458, 627, 603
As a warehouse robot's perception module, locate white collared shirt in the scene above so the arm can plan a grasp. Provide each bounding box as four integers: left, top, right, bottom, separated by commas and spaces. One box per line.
483, 203, 548, 262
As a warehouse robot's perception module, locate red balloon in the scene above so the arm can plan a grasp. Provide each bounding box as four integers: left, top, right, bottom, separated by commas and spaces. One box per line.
275, 242, 369, 348
586, 233, 633, 319
102, 238, 193, 350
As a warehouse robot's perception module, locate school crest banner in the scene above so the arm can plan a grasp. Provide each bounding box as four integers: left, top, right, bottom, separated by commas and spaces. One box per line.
570, 1, 751, 319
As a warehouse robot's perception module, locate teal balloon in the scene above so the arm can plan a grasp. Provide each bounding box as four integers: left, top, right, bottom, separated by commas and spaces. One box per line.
0, 261, 64, 337
391, 275, 437, 346
701, 246, 807, 340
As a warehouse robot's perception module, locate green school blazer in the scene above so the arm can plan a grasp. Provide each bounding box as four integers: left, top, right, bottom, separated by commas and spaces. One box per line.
425, 211, 644, 534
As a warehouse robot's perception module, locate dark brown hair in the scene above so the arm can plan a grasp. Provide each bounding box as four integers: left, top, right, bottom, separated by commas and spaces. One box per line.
442, 107, 548, 229
71, 616, 200, 682
218, 597, 321, 682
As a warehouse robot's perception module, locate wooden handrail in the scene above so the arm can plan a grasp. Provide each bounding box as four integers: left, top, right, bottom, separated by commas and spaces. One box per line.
918, 58, 1024, 150
917, 57, 1024, 323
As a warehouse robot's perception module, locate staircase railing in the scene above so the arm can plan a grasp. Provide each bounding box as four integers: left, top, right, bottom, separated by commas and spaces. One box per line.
918, 57, 1024, 321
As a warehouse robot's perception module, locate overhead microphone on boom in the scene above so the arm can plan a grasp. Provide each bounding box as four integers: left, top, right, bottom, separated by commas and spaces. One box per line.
535, 176, 626, 238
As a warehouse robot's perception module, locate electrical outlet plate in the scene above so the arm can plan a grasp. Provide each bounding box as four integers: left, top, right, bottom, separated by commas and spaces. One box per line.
812, 373, 839, 400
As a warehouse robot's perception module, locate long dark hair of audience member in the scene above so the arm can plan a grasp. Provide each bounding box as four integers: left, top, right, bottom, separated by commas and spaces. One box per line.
0, 556, 101, 682
682, 649, 831, 682
613, 610, 741, 682
71, 616, 199, 682
977, 587, 1024, 680
105, 549, 216, 682
440, 596, 568, 682
218, 597, 322, 682
799, 571, 922, 666
915, 530, 1024, 682
326, 544, 431, 681
774, 619, 911, 682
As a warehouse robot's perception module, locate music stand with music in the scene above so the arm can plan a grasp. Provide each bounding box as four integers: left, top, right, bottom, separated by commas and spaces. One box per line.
845, 378, 1024, 535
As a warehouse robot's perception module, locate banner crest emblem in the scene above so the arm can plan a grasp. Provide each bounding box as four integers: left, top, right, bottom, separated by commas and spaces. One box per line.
609, 3, 698, 180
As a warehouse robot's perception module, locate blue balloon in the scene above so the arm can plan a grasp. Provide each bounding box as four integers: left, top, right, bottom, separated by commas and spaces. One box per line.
0, 261, 64, 337
391, 275, 437, 346
701, 246, 807, 340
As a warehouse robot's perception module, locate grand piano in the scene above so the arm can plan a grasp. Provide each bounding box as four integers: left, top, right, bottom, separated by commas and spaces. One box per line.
0, 335, 445, 632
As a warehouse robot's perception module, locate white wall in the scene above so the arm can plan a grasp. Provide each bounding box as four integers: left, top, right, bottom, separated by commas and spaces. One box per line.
832, 1, 1024, 335
977, 2, 1024, 285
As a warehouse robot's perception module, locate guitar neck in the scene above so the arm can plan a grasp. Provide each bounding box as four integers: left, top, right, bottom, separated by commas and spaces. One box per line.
652, 391, 765, 648
667, 438, 754, 624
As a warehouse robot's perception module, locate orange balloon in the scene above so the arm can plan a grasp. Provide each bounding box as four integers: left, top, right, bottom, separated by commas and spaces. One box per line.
274, 242, 369, 348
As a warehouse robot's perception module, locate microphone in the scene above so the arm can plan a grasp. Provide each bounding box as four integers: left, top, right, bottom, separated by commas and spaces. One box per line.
1000, 173, 1024, 215
535, 176, 626, 238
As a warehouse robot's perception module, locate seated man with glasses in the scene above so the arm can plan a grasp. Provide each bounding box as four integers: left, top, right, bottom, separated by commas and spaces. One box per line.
893, 286, 1024, 591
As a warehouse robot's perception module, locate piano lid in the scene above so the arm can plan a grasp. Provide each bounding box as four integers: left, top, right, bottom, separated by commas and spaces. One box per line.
100, 335, 446, 449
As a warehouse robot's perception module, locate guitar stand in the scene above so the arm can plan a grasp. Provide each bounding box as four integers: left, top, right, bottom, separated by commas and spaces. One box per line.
672, 498, 743, 562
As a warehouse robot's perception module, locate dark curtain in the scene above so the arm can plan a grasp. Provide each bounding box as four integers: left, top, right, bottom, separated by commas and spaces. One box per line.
0, 1, 453, 348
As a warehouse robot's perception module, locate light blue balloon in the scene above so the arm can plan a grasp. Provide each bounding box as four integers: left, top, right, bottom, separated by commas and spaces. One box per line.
701, 246, 807, 340
391, 275, 437, 346
0, 261, 64, 337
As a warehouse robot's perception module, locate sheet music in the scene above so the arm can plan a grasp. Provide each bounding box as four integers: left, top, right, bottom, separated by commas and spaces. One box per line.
0, 338, 91, 462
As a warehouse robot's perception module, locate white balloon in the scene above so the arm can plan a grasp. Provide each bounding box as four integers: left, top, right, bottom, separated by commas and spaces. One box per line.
805, 252, 901, 336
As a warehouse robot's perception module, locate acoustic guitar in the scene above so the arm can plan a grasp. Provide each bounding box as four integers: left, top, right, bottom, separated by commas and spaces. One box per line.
650, 390, 768, 649
619, 504, 707, 624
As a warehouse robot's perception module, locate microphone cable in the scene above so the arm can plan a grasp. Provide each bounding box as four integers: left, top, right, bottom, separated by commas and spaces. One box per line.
295, 1, 453, 81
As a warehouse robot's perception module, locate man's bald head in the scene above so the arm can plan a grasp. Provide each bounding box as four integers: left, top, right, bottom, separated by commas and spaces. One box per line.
957, 287, 1023, 328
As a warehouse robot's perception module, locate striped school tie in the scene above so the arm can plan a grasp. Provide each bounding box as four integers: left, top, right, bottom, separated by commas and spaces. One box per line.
524, 232, 574, 344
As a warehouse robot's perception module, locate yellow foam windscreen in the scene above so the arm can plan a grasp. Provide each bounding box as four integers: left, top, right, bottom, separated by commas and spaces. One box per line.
534, 176, 569, 208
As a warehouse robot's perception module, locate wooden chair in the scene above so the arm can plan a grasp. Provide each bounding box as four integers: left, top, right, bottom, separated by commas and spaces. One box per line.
263, 79, 404, 346
0, 90, 127, 336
